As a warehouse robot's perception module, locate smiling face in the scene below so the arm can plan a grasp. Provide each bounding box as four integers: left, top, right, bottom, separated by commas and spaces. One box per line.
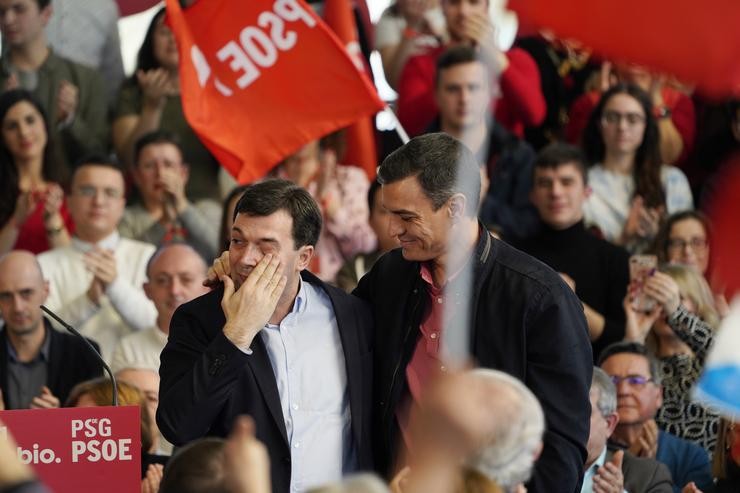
228, 209, 311, 298
530, 163, 589, 230
381, 175, 452, 262
1, 100, 47, 163
600, 92, 647, 158
600, 353, 662, 426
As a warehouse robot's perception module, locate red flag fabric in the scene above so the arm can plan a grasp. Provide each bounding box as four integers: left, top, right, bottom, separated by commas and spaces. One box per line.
164, 0, 385, 184
116, 0, 160, 17
508, 0, 740, 98
323, 0, 379, 178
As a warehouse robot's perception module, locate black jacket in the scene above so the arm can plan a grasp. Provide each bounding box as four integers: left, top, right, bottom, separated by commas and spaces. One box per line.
0, 319, 103, 409
354, 227, 592, 492
157, 270, 374, 493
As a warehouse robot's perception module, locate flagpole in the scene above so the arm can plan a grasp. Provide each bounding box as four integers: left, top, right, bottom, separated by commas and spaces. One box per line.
384, 104, 410, 144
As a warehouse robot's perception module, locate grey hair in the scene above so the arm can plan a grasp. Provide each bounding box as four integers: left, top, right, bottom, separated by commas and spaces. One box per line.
464, 369, 545, 490
306, 474, 390, 493
591, 367, 617, 417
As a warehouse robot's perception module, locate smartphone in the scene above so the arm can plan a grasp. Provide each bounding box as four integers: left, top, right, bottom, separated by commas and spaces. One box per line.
629, 255, 657, 312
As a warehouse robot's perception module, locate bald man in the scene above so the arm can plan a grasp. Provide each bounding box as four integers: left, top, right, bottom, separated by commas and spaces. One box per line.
0, 251, 102, 410
111, 243, 209, 374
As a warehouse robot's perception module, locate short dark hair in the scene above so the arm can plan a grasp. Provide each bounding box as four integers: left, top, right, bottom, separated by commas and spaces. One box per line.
597, 341, 662, 385
159, 438, 228, 493
533, 142, 588, 185
134, 130, 184, 167
234, 179, 322, 248
367, 178, 381, 213
34, 0, 51, 9
435, 45, 491, 87
70, 155, 124, 186
378, 133, 481, 217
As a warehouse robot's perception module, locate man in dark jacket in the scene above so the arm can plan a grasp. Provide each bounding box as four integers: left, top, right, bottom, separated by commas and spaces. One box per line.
0, 251, 102, 410
354, 133, 593, 492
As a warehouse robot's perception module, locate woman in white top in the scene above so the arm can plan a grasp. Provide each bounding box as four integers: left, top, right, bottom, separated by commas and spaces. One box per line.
582, 84, 693, 252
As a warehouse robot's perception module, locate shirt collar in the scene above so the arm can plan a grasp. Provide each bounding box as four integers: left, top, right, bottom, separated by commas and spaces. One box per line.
6, 321, 52, 363
292, 275, 308, 315
72, 231, 120, 252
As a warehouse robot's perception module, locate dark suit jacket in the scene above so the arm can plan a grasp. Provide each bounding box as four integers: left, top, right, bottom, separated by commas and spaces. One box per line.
607, 449, 674, 493
157, 270, 374, 493
0, 319, 103, 409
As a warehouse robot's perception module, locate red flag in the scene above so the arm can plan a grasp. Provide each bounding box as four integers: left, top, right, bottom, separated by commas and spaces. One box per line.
323, 0, 380, 178
164, 0, 384, 184
508, 0, 740, 97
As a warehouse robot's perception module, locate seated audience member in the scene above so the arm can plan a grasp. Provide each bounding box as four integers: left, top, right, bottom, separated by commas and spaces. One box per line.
428, 46, 538, 240
0, 421, 50, 493
653, 211, 729, 317
0, 90, 73, 255
582, 84, 693, 252
390, 369, 544, 493
567, 64, 695, 167
584, 367, 673, 493
518, 142, 630, 359
218, 184, 249, 253
0, 251, 102, 410
159, 416, 271, 493
119, 131, 220, 260
375, 0, 445, 90
598, 342, 713, 492
336, 179, 400, 292
713, 419, 740, 492
44, 0, 125, 104
623, 264, 720, 454
65, 377, 166, 478
111, 243, 208, 373
397, 0, 545, 138
272, 137, 376, 283
37, 158, 157, 361
0, 0, 107, 172
112, 7, 221, 202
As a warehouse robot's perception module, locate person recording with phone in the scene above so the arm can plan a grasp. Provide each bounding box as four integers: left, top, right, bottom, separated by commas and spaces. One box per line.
623, 263, 720, 455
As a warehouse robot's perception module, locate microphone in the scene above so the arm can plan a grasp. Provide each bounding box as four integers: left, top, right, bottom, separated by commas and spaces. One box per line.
40, 305, 118, 407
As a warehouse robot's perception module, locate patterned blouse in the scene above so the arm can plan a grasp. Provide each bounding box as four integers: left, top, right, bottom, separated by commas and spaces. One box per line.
655, 305, 720, 454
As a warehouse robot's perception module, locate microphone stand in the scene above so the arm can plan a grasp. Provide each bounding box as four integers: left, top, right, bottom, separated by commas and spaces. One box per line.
40, 305, 118, 407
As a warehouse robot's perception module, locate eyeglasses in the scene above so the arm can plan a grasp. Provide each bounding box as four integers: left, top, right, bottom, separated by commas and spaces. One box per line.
667, 237, 708, 251
610, 375, 654, 387
74, 185, 123, 200
601, 110, 646, 126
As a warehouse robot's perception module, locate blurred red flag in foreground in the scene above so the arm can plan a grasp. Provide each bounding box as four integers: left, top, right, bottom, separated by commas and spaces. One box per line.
323, 0, 379, 178
165, 0, 385, 183
508, 0, 740, 97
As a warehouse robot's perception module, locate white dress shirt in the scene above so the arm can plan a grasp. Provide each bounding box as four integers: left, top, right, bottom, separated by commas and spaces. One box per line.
38, 232, 157, 362
259, 278, 357, 492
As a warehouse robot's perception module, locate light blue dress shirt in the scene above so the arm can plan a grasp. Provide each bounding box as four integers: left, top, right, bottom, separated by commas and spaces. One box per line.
581, 447, 629, 493
259, 278, 357, 492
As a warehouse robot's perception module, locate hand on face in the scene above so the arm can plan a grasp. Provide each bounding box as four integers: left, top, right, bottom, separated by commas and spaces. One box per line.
221, 254, 287, 351
157, 167, 187, 220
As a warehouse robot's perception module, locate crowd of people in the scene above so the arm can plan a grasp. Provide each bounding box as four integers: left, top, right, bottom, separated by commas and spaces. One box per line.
0, 0, 738, 492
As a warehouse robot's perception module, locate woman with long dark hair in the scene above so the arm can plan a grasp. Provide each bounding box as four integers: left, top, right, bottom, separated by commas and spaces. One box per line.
0, 90, 73, 254
582, 84, 693, 251
112, 7, 221, 203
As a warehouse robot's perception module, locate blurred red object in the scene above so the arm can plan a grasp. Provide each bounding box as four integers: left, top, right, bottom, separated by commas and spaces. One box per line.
116, 0, 161, 17
705, 156, 740, 299
508, 0, 740, 98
